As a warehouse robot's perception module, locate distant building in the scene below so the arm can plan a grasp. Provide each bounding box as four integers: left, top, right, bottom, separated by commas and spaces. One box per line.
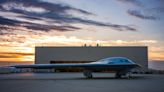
35, 46, 148, 71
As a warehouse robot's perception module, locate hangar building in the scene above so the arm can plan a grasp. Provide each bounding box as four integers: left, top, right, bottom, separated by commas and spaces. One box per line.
35, 46, 148, 70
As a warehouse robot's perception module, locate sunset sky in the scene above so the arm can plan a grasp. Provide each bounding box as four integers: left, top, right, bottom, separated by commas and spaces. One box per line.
0, 0, 164, 63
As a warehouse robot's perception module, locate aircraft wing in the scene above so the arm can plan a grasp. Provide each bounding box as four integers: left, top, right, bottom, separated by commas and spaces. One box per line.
12, 63, 139, 71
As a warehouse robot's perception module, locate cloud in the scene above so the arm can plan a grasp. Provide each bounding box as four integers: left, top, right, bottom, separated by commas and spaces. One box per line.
127, 9, 158, 20
0, 0, 137, 32
118, 0, 143, 6
118, 0, 163, 20
0, 52, 33, 58
22, 23, 81, 31
1, 52, 33, 56
0, 16, 81, 32
0, 16, 21, 26
1, 2, 48, 14
0, 54, 19, 58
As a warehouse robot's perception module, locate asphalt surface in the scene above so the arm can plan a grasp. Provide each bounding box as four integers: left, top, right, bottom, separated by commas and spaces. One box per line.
0, 73, 164, 92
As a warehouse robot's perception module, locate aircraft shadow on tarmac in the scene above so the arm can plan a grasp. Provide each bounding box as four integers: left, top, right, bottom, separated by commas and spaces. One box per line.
0, 76, 147, 81
60, 76, 147, 80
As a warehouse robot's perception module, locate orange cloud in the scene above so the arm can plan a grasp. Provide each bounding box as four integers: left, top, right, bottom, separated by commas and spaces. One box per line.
0, 52, 34, 62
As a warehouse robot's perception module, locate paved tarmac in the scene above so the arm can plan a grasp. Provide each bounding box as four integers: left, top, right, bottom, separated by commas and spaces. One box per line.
0, 73, 164, 92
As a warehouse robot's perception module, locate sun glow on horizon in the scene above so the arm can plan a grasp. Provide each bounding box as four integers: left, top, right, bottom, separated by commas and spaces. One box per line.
0, 35, 163, 62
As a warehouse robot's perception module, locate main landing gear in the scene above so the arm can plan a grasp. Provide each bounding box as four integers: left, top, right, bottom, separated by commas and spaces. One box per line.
83, 70, 93, 78
115, 72, 131, 79
115, 72, 122, 78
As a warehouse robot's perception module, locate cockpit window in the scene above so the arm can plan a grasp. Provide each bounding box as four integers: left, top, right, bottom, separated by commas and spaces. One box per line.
106, 57, 134, 64
120, 59, 129, 63
93, 57, 135, 64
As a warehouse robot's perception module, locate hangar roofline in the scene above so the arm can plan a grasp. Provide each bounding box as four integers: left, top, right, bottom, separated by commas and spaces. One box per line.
35, 46, 148, 48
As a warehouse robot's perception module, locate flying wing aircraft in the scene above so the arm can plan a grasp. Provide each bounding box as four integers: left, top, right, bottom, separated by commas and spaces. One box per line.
12, 57, 141, 78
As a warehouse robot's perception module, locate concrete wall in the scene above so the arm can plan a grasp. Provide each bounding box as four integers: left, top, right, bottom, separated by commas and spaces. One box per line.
35, 46, 148, 69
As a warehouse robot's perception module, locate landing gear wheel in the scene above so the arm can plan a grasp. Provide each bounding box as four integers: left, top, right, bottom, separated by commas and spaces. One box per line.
83, 70, 93, 78
127, 72, 131, 79
115, 73, 122, 79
